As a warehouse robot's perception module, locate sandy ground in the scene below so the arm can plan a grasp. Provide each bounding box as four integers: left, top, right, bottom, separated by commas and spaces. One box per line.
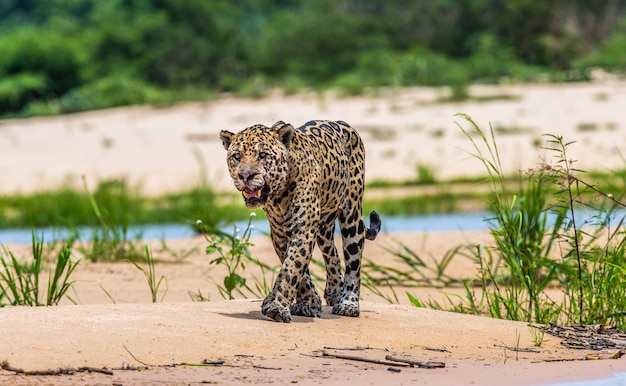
0, 232, 624, 385
1, 82, 626, 384
2, 81, 626, 194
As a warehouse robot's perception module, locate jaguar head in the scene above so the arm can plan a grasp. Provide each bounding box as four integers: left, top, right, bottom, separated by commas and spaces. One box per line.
220, 121, 294, 209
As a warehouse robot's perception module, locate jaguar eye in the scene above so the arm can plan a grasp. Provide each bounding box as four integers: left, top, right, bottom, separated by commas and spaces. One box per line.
231, 153, 241, 162
258, 152, 267, 160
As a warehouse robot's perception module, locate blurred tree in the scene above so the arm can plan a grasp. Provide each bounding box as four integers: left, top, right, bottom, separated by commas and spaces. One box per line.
1, 0, 626, 116
0, 27, 82, 113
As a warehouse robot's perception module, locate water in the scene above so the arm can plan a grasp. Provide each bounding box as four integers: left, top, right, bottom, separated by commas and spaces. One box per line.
0, 212, 494, 244
548, 372, 626, 386
0, 208, 622, 244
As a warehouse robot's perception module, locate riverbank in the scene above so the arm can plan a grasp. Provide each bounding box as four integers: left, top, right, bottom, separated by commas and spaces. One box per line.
2, 82, 626, 384
1, 231, 625, 385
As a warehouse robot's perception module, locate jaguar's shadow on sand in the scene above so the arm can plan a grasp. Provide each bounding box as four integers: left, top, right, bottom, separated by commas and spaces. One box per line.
218, 306, 342, 323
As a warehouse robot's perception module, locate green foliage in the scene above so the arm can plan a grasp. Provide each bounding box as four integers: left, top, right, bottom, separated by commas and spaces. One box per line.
0, 233, 79, 306
79, 177, 145, 262
364, 193, 464, 216
414, 164, 438, 185
0, 26, 82, 113
0, 179, 248, 230
254, 1, 387, 82
127, 245, 168, 303
459, 116, 565, 323
58, 75, 167, 113
364, 116, 626, 329
200, 214, 276, 300
575, 28, 626, 74
417, 116, 626, 328
1, 1, 625, 116
351, 47, 471, 89
0, 73, 48, 112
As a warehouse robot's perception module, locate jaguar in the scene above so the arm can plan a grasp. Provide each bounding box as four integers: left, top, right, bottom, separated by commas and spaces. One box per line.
220, 119, 381, 322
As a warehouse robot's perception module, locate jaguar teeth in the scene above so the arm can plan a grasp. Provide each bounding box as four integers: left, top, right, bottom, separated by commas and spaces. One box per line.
244, 189, 262, 199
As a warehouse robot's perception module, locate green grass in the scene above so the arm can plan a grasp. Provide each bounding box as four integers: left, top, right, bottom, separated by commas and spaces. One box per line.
0, 233, 79, 306
366, 115, 626, 329
128, 245, 168, 303
0, 179, 251, 230
196, 214, 276, 301
2, 167, 625, 232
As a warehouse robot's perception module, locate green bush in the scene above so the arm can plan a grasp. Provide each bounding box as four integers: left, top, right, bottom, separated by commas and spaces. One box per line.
58, 75, 165, 113
351, 47, 472, 91
0, 26, 82, 113
575, 32, 626, 73
1, 1, 626, 116
0, 73, 47, 113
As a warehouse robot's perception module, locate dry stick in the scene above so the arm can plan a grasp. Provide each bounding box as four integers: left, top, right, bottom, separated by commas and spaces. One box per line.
77, 366, 115, 375
422, 346, 450, 353
323, 345, 389, 352
252, 365, 282, 370
323, 346, 369, 351
322, 351, 410, 367
384, 355, 446, 369
493, 344, 541, 353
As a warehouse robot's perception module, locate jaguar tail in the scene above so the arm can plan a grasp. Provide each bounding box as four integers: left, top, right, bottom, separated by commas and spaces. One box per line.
365, 210, 381, 240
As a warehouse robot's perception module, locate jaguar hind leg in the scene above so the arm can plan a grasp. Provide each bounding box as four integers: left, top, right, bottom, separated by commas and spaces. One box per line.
333, 209, 367, 317
316, 217, 344, 306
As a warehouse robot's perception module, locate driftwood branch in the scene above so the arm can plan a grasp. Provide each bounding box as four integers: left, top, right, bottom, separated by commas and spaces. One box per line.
1, 361, 113, 376
384, 355, 445, 369
321, 351, 410, 367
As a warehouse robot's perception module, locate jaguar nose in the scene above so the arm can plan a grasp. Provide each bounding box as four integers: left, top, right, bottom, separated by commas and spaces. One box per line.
239, 172, 257, 182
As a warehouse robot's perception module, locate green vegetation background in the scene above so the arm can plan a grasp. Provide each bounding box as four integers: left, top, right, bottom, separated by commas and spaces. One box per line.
2, 0, 626, 117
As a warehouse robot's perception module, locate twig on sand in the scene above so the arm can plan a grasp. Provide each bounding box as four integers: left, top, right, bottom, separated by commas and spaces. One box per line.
384, 355, 445, 369
78, 366, 115, 375
494, 344, 540, 353
253, 365, 282, 370
182, 360, 226, 367
323, 345, 389, 352
123, 344, 152, 366
1, 361, 113, 376
321, 351, 410, 367
422, 346, 450, 353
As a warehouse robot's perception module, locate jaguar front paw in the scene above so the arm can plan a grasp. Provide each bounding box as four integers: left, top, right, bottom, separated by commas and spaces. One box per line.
332, 300, 360, 317
261, 297, 292, 323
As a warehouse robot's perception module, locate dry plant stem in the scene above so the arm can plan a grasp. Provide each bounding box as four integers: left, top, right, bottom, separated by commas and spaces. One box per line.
123, 344, 152, 367
560, 153, 584, 324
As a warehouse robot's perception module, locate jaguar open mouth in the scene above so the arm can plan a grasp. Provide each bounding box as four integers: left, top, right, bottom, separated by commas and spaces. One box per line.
242, 185, 270, 207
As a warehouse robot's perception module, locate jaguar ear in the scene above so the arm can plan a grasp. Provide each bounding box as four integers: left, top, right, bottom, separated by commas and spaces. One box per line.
220, 130, 234, 150
276, 123, 294, 149
270, 120, 287, 130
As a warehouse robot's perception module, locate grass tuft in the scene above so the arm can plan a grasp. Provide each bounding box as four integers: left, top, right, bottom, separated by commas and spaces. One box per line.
127, 245, 168, 303
378, 114, 626, 329
0, 233, 79, 306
